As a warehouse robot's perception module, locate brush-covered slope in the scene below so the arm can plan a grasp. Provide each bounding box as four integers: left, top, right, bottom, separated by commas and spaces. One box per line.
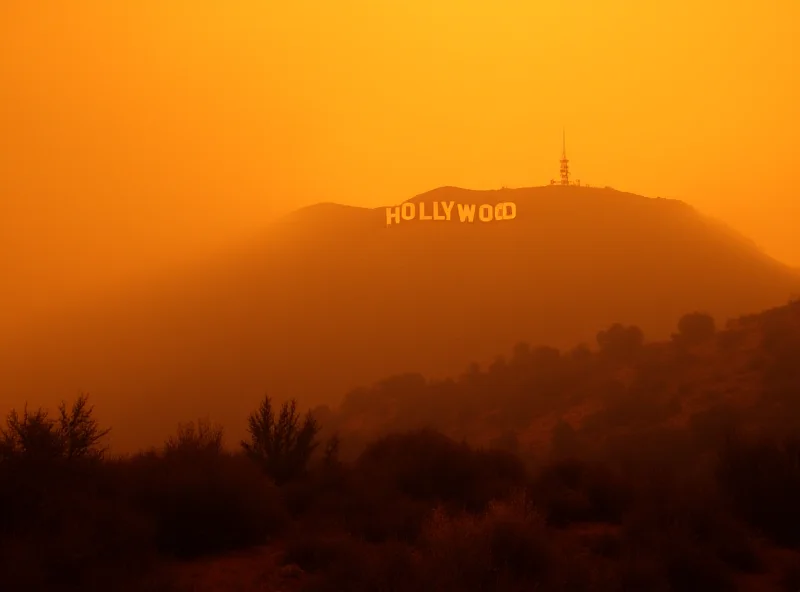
1, 186, 797, 451
320, 300, 800, 460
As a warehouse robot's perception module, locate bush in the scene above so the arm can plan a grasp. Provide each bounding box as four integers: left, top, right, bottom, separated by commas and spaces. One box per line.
415, 494, 553, 591
297, 538, 418, 592
674, 312, 716, 346
338, 482, 430, 544
623, 472, 763, 575
124, 451, 287, 559
551, 419, 580, 458
689, 405, 740, 449
0, 396, 110, 536
530, 459, 631, 526
0, 490, 157, 592
716, 432, 800, 547
164, 418, 224, 458
596, 323, 644, 361
0, 395, 109, 465
716, 329, 745, 352
283, 531, 354, 574
356, 429, 527, 512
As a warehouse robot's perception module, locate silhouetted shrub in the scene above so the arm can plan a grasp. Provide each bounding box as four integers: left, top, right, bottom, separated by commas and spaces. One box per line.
283, 532, 354, 574
164, 418, 223, 458
781, 561, 800, 591
0, 395, 109, 465
0, 395, 154, 591
594, 392, 674, 429
605, 428, 698, 478
623, 488, 748, 590
0, 396, 111, 537
511, 341, 532, 365
689, 405, 740, 449
716, 432, 800, 547
414, 494, 553, 591
490, 429, 520, 453
279, 460, 430, 543
242, 395, 320, 484
760, 315, 800, 394
356, 429, 526, 512
663, 548, 737, 592
322, 433, 341, 465
551, 419, 579, 458
125, 451, 287, 559
596, 323, 644, 360
616, 534, 740, 592
298, 539, 418, 592
530, 459, 631, 526
528, 345, 561, 371
569, 342, 592, 361
716, 329, 745, 352
674, 311, 717, 346
761, 314, 799, 356
339, 483, 429, 543
12, 300, 800, 589
0, 495, 157, 592
624, 472, 763, 577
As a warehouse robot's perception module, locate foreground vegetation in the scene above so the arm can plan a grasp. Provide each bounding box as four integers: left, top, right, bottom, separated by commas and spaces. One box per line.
2, 303, 800, 591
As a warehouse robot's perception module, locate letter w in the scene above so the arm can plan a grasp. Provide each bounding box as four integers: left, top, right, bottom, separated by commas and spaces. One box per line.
457, 204, 476, 222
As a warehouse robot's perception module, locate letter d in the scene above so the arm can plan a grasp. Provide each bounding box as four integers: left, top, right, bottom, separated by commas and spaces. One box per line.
502, 202, 517, 220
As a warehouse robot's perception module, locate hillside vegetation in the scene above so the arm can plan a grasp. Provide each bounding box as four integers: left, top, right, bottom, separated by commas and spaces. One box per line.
2, 301, 800, 591
2, 186, 798, 452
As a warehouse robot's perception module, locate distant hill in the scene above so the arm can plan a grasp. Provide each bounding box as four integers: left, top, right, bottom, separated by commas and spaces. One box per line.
1, 185, 798, 451
318, 300, 800, 461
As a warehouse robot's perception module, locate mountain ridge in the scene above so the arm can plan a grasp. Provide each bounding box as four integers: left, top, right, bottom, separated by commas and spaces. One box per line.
1, 185, 798, 452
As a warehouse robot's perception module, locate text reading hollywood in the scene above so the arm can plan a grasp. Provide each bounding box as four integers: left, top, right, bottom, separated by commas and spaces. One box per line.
386, 201, 517, 226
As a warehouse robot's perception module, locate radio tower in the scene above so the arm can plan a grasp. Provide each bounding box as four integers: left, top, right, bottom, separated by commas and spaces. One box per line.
560, 128, 570, 186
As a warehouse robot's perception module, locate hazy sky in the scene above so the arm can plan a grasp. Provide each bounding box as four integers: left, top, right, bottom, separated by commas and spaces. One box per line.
1, 0, 798, 327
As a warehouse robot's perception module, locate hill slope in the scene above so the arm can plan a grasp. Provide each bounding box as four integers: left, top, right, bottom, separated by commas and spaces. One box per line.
1, 186, 798, 451
320, 300, 800, 457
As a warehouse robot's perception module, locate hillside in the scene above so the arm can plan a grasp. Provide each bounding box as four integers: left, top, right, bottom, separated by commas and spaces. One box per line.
2, 301, 800, 591
316, 300, 800, 461
161, 299, 800, 591
1, 185, 798, 451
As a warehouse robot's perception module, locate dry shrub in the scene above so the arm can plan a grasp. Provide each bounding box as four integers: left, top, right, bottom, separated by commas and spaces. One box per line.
415, 492, 553, 591
293, 536, 418, 592
0, 489, 156, 592
530, 458, 631, 526
356, 429, 527, 512
717, 432, 800, 547
124, 451, 287, 559
620, 474, 760, 592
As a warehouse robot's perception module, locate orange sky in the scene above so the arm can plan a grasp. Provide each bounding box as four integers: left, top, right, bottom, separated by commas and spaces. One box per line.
1, 0, 798, 328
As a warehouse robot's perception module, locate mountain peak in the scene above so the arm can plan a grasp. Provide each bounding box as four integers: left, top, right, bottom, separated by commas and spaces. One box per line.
401, 185, 694, 210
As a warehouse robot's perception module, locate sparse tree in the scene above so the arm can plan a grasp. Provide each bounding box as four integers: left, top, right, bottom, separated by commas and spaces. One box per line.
241, 395, 320, 484
0, 407, 61, 464
57, 395, 110, 460
0, 395, 109, 464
